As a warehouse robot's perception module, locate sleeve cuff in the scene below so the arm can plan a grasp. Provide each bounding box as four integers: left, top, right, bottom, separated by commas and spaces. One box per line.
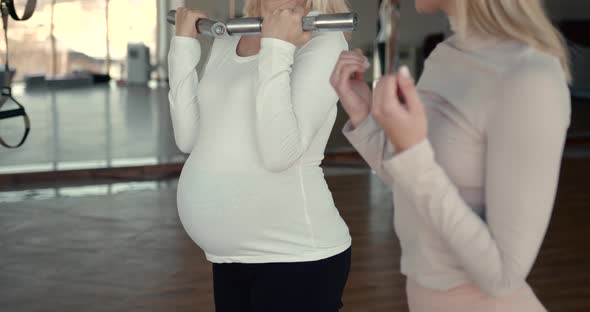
342, 115, 379, 143
383, 139, 435, 189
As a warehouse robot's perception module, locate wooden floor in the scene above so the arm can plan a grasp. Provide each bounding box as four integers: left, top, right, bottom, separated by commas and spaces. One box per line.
1, 159, 589, 311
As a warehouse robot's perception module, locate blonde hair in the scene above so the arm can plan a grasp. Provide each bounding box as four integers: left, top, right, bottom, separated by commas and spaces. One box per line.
243, 0, 351, 17
454, 0, 571, 81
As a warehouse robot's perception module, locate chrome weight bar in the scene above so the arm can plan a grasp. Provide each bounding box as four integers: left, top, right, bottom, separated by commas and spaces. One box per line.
302, 12, 358, 32
167, 10, 358, 37
224, 12, 358, 36
166, 11, 227, 38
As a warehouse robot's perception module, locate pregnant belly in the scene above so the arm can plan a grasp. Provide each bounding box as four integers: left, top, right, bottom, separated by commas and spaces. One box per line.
176, 167, 313, 258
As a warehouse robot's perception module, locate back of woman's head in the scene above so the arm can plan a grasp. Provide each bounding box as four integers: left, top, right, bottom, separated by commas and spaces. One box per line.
243, 0, 351, 17
453, 0, 571, 81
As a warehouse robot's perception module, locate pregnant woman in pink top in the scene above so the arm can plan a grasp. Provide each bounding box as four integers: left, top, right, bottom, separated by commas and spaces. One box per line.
331, 0, 571, 311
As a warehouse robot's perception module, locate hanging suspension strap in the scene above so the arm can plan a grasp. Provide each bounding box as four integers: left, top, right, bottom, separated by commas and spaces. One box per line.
0, 0, 36, 148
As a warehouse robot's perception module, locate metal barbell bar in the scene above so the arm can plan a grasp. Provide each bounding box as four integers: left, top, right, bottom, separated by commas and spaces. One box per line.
166, 10, 358, 38
166, 11, 227, 38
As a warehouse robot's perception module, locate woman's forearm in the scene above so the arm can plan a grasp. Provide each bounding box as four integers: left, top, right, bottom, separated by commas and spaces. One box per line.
254, 34, 347, 172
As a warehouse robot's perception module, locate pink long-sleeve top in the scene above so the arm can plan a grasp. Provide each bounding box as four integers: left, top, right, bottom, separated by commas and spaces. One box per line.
344, 31, 571, 299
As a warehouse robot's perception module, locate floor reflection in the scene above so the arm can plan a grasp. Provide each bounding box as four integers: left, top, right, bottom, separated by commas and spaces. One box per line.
0, 166, 371, 203
1, 84, 185, 173
0, 180, 178, 203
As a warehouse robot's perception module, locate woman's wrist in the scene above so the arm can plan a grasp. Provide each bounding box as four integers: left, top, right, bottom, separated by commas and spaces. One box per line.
175, 33, 199, 39
348, 110, 370, 129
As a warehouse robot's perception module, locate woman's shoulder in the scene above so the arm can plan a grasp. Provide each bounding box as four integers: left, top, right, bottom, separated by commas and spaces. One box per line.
432, 36, 567, 92
506, 47, 565, 81
500, 47, 567, 98
296, 32, 348, 56
493, 46, 571, 126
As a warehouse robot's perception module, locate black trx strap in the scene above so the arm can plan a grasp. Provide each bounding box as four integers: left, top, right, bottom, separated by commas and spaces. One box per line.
4, 0, 36, 21
0, 0, 36, 148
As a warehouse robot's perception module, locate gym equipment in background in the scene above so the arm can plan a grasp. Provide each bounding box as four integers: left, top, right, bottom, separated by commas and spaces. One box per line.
127, 43, 152, 86
373, 0, 401, 84
0, 0, 36, 148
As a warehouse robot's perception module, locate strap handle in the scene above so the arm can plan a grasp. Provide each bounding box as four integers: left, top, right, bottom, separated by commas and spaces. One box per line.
0, 0, 35, 148
0, 87, 30, 148
3, 0, 36, 21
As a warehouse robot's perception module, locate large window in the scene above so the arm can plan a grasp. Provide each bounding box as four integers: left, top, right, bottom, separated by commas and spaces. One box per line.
1, 0, 157, 81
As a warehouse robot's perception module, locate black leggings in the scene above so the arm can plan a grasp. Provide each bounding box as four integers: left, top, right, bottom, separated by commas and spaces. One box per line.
212, 248, 351, 312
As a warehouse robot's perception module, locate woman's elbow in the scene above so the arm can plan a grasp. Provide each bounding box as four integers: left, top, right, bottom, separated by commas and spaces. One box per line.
478, 272, 529, 298
174, 134, 195, 154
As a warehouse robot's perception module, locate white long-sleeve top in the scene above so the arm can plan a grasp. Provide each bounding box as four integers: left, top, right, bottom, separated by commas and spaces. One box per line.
168, 33, 351, 263
344, 34, 571, 297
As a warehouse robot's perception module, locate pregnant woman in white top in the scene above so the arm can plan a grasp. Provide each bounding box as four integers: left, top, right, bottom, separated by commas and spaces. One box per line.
331, 0, 570, 311
168, 1, 352, 311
